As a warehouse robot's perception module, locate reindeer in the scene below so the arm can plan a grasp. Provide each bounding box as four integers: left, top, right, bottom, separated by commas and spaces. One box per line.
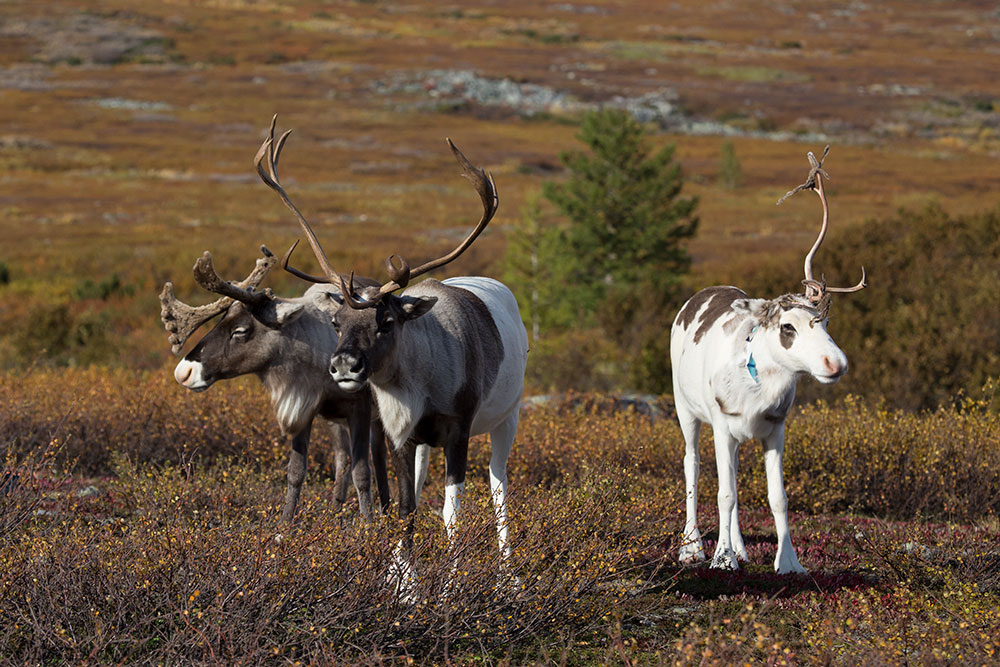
670, 147, 866, 573
255, 118, 528, 577
158, 120, 393, 524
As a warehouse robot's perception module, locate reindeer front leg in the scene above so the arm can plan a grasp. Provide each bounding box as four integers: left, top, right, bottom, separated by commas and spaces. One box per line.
347, 398, 374, 520
711, 427, 740, 570
762, 427, 805, 574
677, 406, 706, 564
443, 435, 469, 541
389, 440, 419, 600
281, 420, 312, 524
729, 447, 749, 563
370, 420, 391, 513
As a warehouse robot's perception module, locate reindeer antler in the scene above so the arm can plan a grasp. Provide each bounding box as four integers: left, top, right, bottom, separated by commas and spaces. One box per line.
255, 115, 498, 310
254, 115, 343, 285
159, 246, 277, 354
777, 145, 866, 305
340, 138, 498, 310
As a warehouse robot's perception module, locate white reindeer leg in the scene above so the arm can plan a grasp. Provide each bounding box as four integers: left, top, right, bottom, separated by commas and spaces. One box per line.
677, 406, 706, 564
414, 444, 431, 505
489, 415, 517, 558
711, 427, 740, 570
729, 444, 748, 562
763, 428, 805, 574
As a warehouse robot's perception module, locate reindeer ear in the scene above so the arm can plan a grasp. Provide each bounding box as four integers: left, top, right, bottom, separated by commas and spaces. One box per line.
398, 295, 438, 322
311, 289, 343, 315
731, 298, 777, 322
271, 301, 306, 325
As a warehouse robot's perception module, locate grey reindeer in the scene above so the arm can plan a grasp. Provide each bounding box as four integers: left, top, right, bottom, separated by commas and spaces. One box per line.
262, 118, 529, 587
159, 118, 392, 523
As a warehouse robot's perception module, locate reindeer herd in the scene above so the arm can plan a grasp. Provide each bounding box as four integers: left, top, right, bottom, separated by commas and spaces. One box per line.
160, 116, 866, 583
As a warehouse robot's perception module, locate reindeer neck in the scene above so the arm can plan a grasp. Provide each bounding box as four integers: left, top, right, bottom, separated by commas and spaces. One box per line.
740, 327, 798, 402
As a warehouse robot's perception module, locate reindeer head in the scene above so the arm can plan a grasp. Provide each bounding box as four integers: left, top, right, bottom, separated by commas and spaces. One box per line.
159, 246, 307, 391
733, 145, 867, 385
322, 287, 438, 392
732, 293, 847, 384
250, 115, 498, 394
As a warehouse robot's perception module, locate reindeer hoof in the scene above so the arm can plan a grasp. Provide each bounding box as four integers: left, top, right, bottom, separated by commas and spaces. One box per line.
710, 549, 740, 571
679, 547, 707, 565
679, 529, 706, 564
775, 559, 806, 575
774, 544, 806, 574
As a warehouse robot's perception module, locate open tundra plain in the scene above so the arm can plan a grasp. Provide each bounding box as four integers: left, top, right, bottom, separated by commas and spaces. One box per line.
2, 0, 1000, 663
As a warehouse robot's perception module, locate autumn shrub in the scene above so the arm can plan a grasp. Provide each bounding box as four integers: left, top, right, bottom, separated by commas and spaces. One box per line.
0, 367, 286, 475
4, 369, 1000, 661
4, 369, 1000, 523
0, 452, 672, 663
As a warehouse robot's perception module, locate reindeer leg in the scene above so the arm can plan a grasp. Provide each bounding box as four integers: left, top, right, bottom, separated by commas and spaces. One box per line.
711, 427, 740, 571
442, 435, 469, 542
281, 420, 312, 525
329, 421, 351, 512
389, 440, 419, 600
440, 429, 470, 599
729, 444, 749, 563
763, 427, 805, 574
488, 413, 516, 562
347, 398, 374, 521
370, 420, 391, 513
414, 444, 431, 505
677, 405, 706, 564
490, 413, 521, 593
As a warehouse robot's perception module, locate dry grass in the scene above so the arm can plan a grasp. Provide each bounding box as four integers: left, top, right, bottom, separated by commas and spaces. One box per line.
3, 375, 1000, 662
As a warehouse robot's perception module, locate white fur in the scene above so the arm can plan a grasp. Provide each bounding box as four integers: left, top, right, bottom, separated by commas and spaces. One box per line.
414, 444, 431, 503
671, 288, 848, 574
174, 359, 208, 391
443, 481, 464, 539
271, 384, 320, 436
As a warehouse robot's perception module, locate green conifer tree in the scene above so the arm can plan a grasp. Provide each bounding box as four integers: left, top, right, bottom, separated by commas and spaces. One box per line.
542, 108, 699, 334
719, 139, 742, 189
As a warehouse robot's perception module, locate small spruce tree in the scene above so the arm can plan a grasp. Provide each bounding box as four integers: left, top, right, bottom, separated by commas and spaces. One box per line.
503, 192, 561, 342
719, 139, 742, 189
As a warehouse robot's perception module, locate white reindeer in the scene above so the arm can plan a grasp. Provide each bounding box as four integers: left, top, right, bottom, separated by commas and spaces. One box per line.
670, 147, 866, 573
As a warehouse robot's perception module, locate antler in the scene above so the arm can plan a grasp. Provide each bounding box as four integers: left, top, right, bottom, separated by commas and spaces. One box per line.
256, 114, 499, 310
777, 145, 866, 304
254, 115, 343, 285
159, 246, 277, 354
339, 138, 499, 310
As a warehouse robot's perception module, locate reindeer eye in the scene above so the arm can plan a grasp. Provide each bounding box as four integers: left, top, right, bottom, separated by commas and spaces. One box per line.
781, 323, 796, 336
231, 326, 249, 339
377, 317, 394, 334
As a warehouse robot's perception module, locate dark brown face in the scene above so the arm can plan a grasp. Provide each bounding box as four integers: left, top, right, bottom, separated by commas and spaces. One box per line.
325, 291, 437, 393
173, 300, 304, 391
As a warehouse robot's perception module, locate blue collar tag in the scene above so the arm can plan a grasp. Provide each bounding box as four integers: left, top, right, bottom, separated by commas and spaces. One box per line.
746, 326, 759, 384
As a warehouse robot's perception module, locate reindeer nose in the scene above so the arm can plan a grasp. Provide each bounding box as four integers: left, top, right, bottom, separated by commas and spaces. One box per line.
330, 352, 366, 378
822, 356, 844, 377
174, 363, 192, 385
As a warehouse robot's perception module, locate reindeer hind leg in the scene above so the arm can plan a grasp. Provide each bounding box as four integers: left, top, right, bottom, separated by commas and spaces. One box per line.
677, 403, 706, 564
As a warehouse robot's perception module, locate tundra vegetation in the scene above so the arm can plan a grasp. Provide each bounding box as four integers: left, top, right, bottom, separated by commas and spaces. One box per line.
2, 0, 1000, 663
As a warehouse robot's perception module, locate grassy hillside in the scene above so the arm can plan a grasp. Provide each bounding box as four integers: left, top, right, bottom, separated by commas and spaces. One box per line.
1, 0, 998, 375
